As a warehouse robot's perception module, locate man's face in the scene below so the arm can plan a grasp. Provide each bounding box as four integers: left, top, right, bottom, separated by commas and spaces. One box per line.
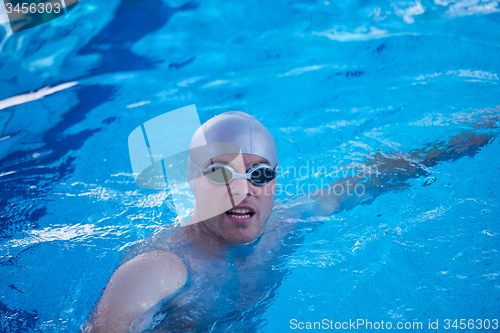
193, 153, 276, 244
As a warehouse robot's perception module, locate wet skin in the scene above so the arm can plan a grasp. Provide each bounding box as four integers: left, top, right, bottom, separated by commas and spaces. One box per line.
89, 154, 290, 332
148, 154, 287, 330
189, 153, 277, 245
149, 209, 296, 332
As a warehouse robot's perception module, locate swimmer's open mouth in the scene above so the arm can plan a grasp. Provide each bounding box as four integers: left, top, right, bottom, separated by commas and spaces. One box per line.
225, 208, 255, 219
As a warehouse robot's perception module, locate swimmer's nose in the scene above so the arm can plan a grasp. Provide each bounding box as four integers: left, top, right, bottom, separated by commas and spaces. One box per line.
228, 177, 249, 198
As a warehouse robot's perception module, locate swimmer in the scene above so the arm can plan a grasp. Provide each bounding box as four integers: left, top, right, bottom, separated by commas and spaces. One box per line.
84, 110, 498, 332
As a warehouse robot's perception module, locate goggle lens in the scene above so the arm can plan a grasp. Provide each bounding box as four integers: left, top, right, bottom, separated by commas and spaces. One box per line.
250, 166, 275, 185
202, 163, 276, 186
204, 165, 233, 183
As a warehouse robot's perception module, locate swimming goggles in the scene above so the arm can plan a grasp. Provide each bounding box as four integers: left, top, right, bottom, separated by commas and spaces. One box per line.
201, 162, 277, 186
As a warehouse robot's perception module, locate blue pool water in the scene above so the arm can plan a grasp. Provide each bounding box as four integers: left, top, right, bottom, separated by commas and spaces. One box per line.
1, 0, 499, 331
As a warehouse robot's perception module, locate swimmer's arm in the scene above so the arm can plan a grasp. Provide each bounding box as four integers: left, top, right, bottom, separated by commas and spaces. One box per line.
88, 249, 187, 333
287, 122, 498, 218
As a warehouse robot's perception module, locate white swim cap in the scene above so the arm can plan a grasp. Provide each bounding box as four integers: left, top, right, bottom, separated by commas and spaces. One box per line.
188, 111, 278, 192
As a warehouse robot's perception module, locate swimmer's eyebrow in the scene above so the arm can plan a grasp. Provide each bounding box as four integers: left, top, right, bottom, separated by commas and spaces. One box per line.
203, 159, 271, 169
249, 160, 272, 167
203, 158, 233, 167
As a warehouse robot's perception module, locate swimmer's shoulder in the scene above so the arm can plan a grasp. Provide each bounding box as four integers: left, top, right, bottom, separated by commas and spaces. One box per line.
128, 249, 188, 286
94, 249, 187, 332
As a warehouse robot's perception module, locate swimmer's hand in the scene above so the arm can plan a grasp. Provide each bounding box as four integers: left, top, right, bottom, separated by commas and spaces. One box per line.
88, 249, 187, 333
